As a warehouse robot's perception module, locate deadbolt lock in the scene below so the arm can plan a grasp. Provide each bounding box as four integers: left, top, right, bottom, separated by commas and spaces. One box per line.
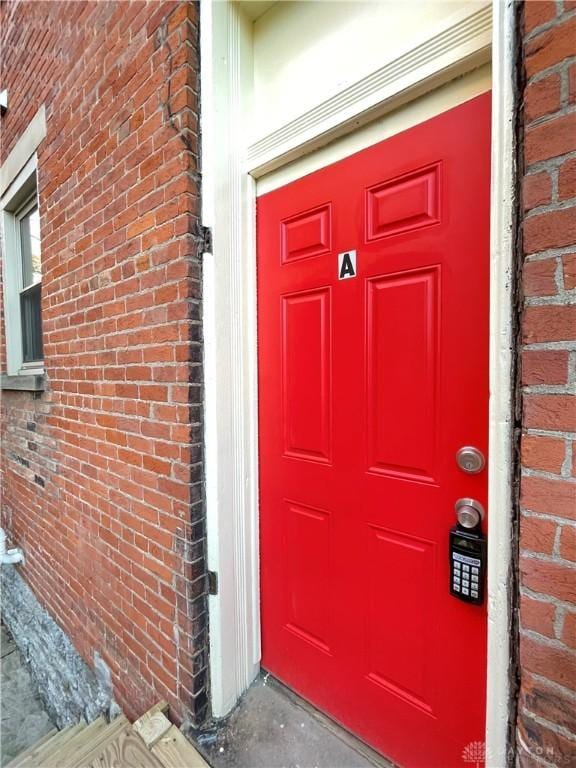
456, 446, 485, 474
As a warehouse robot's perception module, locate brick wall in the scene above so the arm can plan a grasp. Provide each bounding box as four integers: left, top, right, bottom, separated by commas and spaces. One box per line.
518, 2, 576, 765
0, 1, 208, 725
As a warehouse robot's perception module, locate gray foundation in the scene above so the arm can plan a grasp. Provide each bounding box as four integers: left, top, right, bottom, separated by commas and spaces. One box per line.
1, 623, 54, 766
1, 565, 118, 729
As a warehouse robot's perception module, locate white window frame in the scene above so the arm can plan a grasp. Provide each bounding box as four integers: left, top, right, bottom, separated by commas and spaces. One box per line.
1, 155, 44, 376
1, 104, 47, 379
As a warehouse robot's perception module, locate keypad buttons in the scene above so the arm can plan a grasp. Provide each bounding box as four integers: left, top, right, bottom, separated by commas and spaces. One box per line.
451, 549, 484, 603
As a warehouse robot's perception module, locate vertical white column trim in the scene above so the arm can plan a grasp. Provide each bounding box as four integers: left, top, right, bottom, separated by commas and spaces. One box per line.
202, 0, 260, 718
486, 1, 517, 765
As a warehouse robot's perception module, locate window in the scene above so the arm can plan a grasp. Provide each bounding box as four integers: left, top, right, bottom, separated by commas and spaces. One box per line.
1, 157, 44, 377
17, 197, 43, 362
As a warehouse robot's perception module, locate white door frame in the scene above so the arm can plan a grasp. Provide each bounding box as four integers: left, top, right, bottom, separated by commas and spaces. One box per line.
201, 1, 517, 765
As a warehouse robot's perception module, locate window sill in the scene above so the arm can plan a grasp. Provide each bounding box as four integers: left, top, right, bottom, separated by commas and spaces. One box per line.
1, 374, 45, 392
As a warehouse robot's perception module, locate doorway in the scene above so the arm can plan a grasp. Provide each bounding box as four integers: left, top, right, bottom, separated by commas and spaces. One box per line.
257, 94, 491, 767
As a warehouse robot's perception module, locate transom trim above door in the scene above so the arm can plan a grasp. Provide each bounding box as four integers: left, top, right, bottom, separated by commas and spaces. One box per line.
246, 2, 492, 176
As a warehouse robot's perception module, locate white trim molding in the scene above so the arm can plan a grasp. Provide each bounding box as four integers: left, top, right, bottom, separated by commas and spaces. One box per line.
202, 0, 261, 718
203, 3, 514, 764
0, 104, 47, 377
0, 104, 46, 197
247, 3, 492, 177
486, 1, 517, 766
1, 155, 42, 377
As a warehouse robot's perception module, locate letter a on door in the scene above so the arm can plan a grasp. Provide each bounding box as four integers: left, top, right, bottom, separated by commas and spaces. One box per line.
338, 250, 356, 279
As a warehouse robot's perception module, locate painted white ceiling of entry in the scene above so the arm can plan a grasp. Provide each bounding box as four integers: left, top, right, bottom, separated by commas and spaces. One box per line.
240, 1, 275, 21
250, 0, 487, 141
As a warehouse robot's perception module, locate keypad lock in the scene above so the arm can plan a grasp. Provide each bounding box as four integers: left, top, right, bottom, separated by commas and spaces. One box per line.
449, 518, 486, 605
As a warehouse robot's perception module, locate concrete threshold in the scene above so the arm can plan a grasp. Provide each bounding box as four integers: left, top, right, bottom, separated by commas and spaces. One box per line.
197, 673, 395, 768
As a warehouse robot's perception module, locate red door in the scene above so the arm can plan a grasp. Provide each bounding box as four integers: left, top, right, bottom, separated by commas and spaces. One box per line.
257, 94, 491, 767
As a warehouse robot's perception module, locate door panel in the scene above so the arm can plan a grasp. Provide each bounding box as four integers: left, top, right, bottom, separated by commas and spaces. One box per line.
366, 268, 439, 482
282, 289, 332, 462
284, 500, 332, 652
365, 525, 436, 714
257, 93, 491, 767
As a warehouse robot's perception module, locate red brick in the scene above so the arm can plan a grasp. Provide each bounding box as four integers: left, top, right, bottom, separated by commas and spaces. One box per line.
521, 435, 566, 474
560, 525, 576, 562
522, 305, 576, 343
523, 206, 576, 253
523, 0, 557, 35
518, 714, 576, 767
525, 73, 561, 122
522, 349, 569, 385
520, 514, 557, 554
525, 113, 576, 167
138, 385, 168, 402
520, 595, 556, 637
564, 253, 576, 290
520, 633, 576, 689
559, 158, 576, 201
0, 0, 206, 729
517, 9, 576, 753
523, 171, 552, 211
126, 212, 156, 239
521, 674, 576, 734
142, 455, 171, 476
563, 612, 576, 648
523, 258, 558, 296
524, 395, 576, 432
521, 475, 576, 519
525, 16, 576, 78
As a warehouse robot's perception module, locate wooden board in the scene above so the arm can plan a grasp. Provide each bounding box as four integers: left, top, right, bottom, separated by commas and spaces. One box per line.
40, 718, 108, 768
151, 726, 209, 768
7, 701, 207, 768
133, 710, 171, 748
61, 716, 130, 768
86, 728, 166, 768
17, 722, 87, 768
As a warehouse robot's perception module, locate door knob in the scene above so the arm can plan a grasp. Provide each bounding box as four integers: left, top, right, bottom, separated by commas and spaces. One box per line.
456, 446, 485, 474
455, 498, 484, 529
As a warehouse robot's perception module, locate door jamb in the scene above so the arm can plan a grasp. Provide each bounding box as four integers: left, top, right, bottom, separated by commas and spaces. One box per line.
201, 1, 517, 764
486, 2, 517, 765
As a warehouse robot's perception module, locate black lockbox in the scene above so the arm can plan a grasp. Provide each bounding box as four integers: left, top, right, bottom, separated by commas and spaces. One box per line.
449, 525, 487, 605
